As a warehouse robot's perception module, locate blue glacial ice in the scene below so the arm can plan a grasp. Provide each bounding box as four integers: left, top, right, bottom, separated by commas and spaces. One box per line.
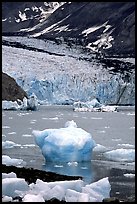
32, 120, 96, 162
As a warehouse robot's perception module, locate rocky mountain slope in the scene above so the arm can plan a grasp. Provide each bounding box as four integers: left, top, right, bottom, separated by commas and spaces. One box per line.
2, 2, 135, 57
2, 72, 28, 101
2, 2, 64, 33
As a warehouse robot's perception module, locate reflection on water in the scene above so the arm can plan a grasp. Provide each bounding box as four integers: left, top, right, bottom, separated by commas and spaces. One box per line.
42, 161, 95, 184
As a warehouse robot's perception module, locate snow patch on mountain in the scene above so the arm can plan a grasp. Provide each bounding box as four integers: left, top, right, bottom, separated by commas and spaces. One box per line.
82, 25, 102, 36
82, 21, 112, 37
87, 35, 114, 52
31, 14, 71, 37
19, 11, 27, 21
2, 18, 7, 22
2, 2, 65, 28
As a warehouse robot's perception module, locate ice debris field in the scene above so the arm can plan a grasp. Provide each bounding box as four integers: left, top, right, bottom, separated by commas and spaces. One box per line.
2, 119, 135, 202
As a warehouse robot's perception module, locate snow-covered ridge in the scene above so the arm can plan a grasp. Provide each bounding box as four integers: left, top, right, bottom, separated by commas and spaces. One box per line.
2, 2, 65, 24
2, 37, 135, 105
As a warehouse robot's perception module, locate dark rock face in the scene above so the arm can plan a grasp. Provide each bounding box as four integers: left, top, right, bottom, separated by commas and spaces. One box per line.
2, 72, 28, 101
2, 2, 64, 34
2, 2, 135, 57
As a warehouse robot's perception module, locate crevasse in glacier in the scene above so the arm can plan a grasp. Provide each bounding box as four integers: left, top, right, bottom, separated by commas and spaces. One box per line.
26, 73, 135, 105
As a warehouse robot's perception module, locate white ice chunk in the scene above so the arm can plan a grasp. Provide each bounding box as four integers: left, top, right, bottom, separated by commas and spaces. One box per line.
104, 148, 135, 162
2, 177, 29, 197
2, 172, 17, 179
82, 177, 111, 202
22, 194, 45, 202
2, 155, 26, 166
32, 121, 96, 162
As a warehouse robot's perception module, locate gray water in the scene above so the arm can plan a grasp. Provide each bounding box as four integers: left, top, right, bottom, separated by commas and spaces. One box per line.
2, 105, 135, 186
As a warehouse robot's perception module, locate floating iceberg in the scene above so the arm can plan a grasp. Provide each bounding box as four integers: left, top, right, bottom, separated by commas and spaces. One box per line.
2, 155, 26, 167
2, 100, 20, 110
73, 98, 117, 112
104, 148, 135, 162
32, 120, 96, 162
2, 93, 39, 111
2, 140, 21, 149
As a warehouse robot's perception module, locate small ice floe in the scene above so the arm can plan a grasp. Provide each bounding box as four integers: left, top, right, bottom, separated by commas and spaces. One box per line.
104, 148, 135, 162
2, 196, 13, 202
81, 166, 88, 170
2, 140, 21, 149
104, 126, 110, 129
2, 172, 17, 179
32, 120, 96, 162
93, 144, 107, 152
54, 164, 64, 168
129, 126, 135, 129
2, 155, 26, 167
22, 144, 36, 148
73, 98, 117, 112
112, 138, 121, 142
91, 117, 103, 120
126, 112, 135, 116
30, 121, 36, 124
2, 100, 20, 110
124, 173, 135, 178
22, 134, 32, 137
97, 130, 106, 133
30, 119, 37, 124
49, 117, 58, 120
8, 132, 16, 135
2, 126, 10, 129
67, 162, 78, 166
117, 143, 135, 148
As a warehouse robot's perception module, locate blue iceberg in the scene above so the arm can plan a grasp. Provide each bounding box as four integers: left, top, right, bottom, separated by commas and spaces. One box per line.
32, 120, 96, 162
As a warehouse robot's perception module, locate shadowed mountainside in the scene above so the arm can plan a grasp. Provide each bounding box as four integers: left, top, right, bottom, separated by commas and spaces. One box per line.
2, 2, 135, 57
2, 72, 28, 101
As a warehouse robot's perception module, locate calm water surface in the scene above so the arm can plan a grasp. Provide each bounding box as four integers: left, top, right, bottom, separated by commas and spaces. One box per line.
2, 105, 135, 186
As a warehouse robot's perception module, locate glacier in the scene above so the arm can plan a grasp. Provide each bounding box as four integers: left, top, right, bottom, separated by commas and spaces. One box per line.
2, 37, 135, 105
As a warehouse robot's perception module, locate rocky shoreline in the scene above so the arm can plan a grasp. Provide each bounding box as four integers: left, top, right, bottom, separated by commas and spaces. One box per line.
2, 72, 28, 102
2, 164, 135, 202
